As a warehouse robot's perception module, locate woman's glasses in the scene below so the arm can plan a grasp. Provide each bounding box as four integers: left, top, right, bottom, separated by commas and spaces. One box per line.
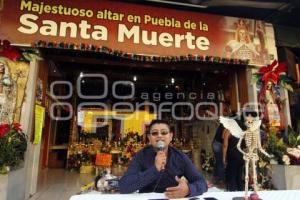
150, 130, 169, 136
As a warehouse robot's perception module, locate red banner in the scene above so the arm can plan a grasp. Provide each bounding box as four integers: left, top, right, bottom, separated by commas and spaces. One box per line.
0, 0, 272, 65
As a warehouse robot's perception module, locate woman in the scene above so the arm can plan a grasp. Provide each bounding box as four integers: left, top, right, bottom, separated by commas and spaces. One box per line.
222, 114, 245, 191
212, 123, 225, 183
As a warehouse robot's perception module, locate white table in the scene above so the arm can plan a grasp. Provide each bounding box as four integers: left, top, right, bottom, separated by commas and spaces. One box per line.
70, 190, 300, 200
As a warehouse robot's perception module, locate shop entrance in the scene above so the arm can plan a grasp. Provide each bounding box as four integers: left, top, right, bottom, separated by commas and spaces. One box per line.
36, 48, 248, 194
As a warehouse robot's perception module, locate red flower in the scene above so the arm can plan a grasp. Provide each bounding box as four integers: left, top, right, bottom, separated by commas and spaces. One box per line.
262, 72, 279, 84
0, 124, 9, 138
0, 40, 22, 61
258, 60, 277, 74
12, 122, 22, 132
259, 60, 287, 84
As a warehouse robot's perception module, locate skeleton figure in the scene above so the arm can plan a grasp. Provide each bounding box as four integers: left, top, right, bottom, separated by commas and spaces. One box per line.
220, 114, 270, 199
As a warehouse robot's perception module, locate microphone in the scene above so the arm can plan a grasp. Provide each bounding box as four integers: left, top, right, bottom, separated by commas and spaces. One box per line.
157, 140, 166, 172
157, 140, 165, 152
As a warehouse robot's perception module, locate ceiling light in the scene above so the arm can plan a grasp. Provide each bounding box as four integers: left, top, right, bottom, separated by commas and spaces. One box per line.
133, 76, 137, 82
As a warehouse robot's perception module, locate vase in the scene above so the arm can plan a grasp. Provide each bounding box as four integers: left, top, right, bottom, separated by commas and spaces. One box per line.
271, 164, 300, 190
0, 167, 26, 200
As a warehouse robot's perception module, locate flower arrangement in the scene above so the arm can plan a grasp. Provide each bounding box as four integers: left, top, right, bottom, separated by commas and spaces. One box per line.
254, 60, 294, 130
254, 60, 293, 91
266, 127, 300, 165
120, 132, 144, 164
67, 132, 146, 171
67, 144, 97, 171
256, 156, 274, 189
250, 127, 300, 190
0, 123, 27, 174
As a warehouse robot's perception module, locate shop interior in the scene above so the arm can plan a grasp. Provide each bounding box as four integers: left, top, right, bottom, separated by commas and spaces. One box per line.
35, 48, 248, 194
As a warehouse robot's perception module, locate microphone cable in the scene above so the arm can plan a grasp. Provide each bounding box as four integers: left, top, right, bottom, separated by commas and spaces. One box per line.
152, 171, 163, 193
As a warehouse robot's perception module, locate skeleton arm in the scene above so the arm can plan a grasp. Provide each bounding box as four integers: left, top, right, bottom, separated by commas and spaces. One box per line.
257, 131, 271, 157
237, 133, 246, 155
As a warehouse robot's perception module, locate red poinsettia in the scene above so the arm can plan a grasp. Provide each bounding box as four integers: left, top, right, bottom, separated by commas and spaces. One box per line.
0, 123, 9, 138
258, 60, 287, 84
0, 122, 27, 173
0, 40, 22, 61
12, 122, 22, 132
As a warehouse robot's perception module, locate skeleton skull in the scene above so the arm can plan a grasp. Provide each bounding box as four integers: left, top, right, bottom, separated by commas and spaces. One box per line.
245, 114, 254, 128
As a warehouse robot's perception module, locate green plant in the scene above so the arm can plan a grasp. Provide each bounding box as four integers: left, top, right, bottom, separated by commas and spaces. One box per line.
256, 155, 274, 189
266, 126, 300, 165
287, 126, 300, 147
0, 123, 27, 174
266, 128, 286, 165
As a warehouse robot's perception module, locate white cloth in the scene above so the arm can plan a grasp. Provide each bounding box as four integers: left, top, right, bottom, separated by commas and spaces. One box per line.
70, 190, 300, 200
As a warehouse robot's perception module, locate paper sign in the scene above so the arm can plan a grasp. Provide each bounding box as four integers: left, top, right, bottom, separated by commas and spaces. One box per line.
34, 104, 45, 144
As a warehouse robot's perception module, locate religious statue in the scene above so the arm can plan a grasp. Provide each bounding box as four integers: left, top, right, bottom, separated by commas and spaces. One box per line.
224, 19, 260, 61
256, 60, 291, 130
0, 42, 30, 123
258, 80, 283, 128
220, 112, 271, 200
0, 59, 11, 93
0, 58, 16, 124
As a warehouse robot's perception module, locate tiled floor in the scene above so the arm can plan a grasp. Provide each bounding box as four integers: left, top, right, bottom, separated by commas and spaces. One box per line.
29, 169, 94, 200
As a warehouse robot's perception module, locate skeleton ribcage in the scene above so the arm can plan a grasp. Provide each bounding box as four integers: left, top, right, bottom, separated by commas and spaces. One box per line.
245, 130, 258, 153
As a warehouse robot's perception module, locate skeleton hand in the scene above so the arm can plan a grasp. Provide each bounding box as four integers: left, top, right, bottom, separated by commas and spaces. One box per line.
243, 154, 251, 160
266, 153, 272, 158
266, 153, 274, 158
259, 148, 271, 158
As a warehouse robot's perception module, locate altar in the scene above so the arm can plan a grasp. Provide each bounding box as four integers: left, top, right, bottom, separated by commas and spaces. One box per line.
70, 190, 300, 200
